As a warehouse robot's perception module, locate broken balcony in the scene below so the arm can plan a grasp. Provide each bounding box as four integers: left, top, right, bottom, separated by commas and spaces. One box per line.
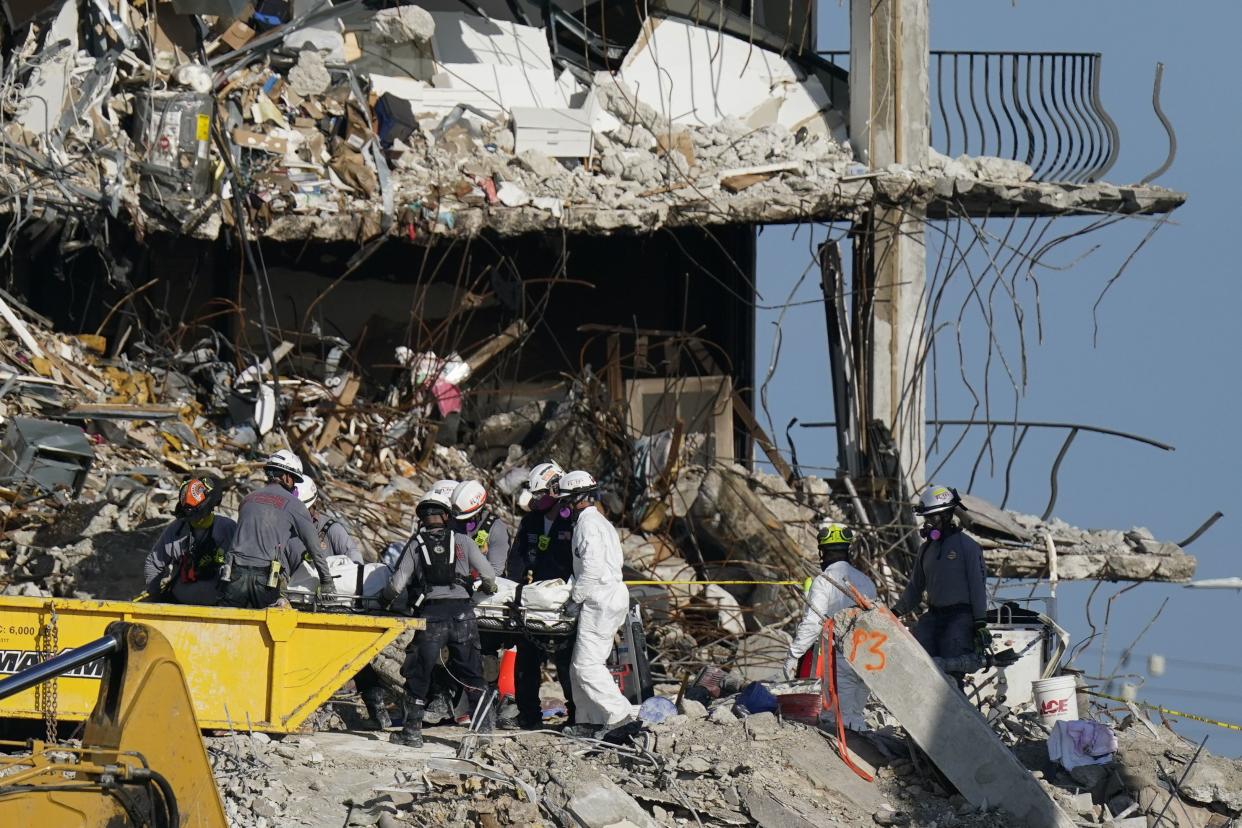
0, 1, 1184, 248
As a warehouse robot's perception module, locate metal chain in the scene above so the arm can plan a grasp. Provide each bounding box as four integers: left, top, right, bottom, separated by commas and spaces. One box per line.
36, 603, 59, 744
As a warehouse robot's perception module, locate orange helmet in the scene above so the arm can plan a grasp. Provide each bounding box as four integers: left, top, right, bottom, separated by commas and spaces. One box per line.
175, 477, 221, 521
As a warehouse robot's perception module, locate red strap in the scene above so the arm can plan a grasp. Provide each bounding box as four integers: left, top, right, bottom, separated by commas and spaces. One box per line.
821, 617, 873, 782
179, 555, 198, 583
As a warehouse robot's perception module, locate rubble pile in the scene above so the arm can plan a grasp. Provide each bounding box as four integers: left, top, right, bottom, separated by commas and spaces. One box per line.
961, 495, 1200, 582
0, 2, 1183, 249
0, 289, 1199, 666
199, 688, 1242, 828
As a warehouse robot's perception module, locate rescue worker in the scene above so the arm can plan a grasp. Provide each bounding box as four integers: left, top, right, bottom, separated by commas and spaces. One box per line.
503, 461, 577, 730
220, 450, 333, 609
781, 522, 878, 731
382, 490, 499, 748
143, 477, 235, 605
450, 478, 513, 722
557, 470, 633, 738
891, 485, 989, 688
418, 477, 464, 725
291, 478, 388, 727
296, 478, 364, 564
450, 479, 510, 575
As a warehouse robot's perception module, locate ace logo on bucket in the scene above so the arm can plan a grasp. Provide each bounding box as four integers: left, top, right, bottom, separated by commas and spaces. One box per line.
1033, 675, 1080, 724
1041, 697, 1070, 717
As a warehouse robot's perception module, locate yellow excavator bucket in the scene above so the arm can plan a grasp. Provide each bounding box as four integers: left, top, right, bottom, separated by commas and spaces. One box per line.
0, 596, 420, 733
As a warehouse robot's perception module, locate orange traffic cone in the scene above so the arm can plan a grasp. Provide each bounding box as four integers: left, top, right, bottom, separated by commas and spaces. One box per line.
498, 647, 517, 699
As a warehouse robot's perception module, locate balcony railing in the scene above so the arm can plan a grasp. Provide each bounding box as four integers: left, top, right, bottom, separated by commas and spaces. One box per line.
818, 51, 1120, 184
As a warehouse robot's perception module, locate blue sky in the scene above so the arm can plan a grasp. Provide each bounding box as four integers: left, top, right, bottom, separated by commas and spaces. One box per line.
754, 1, 1242, 754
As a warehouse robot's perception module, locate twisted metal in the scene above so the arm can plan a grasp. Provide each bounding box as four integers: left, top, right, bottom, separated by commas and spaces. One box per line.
820, 50, 1121, 183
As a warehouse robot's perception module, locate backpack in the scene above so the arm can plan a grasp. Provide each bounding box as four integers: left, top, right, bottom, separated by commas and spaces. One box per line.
416, 531, 458, 588
471, 512, 498, 552
734, 681, 779, 717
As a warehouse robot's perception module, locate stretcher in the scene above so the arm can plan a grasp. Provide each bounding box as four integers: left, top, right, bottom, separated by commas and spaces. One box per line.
284, 559, 653, 701
285, 557, 577, 637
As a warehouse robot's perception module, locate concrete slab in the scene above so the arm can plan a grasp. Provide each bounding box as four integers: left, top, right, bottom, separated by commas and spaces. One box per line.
785, 729, 885, 813
546, 765, 659, 828
837, 604, 1076, 828
740, 784, 828, 828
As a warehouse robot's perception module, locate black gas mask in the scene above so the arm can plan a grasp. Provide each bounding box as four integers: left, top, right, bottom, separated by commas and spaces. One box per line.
417, 506, 452, 543
919, 510, 956, 541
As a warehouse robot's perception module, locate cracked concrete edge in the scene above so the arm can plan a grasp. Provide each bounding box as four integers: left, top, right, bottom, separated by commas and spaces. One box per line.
0, 172, 1186, 244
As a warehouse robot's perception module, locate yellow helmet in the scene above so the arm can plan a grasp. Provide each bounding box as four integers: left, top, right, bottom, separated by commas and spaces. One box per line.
817, 522, 855, 547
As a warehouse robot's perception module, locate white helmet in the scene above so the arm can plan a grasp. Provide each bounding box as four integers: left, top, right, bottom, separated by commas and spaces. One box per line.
556, 469, 598, 499
295, 478, 318, 508
429, 479, 459, 500
451, 480, 488, 521
264, 449, 304, 481
526, 461, 564, 495
416, 490, 453, 522
915, 484, 961, 516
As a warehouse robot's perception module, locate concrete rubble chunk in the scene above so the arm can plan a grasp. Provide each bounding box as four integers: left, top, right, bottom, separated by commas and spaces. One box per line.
288, 49, 331, 97
371, 5, 435, 45
677, 698, 707, 719
872, 804, 907, 826
548, 767, 659, 828
513, 149, 564, 180
741, 784, 823, 828
1178, 759, 1242, 813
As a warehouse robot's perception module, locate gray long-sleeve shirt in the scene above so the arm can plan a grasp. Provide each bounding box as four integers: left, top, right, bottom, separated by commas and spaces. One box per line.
458, 514, 511, 575
892, 529, 988, 621
314, 513, 364, 564
382, 530, 495, 606
144, 516, 237, 594
228, 481, 332, 583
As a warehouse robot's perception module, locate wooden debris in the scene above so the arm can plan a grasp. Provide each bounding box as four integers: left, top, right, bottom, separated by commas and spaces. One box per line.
315, 373, 361, 451
57, 403, 181, 420
0, 293, 46, 358
719, 161, 800, 193
464, 319, 528, 376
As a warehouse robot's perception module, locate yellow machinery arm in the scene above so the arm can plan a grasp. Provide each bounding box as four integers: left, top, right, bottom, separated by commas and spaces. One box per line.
0, 621, 228, 827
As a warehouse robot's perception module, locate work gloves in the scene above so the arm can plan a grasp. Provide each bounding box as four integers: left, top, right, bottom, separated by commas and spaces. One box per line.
317, 579, 335, 597
973, 620, 991, 656
479, 579, 499, 595
780, 656, 799, 682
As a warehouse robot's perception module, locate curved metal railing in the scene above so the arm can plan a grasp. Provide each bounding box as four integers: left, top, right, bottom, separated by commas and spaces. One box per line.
819, 51, 1120, 184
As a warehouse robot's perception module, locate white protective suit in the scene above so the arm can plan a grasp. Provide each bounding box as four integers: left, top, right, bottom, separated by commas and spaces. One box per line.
568, 506, 632, 726
785, 560, 878, 731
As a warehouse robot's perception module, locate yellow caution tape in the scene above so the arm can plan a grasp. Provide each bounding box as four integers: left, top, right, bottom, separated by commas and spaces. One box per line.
1087, 690, 1242, 732
623, 580, 803, 587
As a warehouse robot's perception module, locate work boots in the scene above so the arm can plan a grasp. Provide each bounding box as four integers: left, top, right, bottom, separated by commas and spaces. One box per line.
362, 687, 392, 730
390, 699, 425, 748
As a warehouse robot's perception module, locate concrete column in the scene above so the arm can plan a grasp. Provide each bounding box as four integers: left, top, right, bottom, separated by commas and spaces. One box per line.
849, 0, 930, 490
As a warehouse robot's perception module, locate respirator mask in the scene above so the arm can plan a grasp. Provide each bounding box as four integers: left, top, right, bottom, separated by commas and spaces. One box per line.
919, 512, 954, 541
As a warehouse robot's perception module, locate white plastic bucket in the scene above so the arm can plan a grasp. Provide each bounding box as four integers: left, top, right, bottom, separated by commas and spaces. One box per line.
1033, 675, 1080, 726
